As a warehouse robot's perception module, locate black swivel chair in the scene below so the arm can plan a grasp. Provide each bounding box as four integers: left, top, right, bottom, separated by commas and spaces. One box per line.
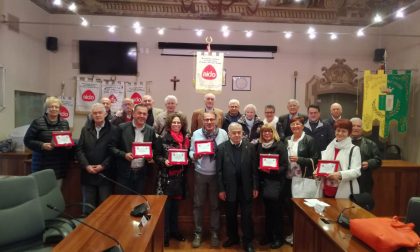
406, 197, 420, 235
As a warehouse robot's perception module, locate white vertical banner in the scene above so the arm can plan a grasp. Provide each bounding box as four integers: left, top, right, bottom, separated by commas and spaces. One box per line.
76, 78, 101, 113
102, 81, 125, 113
59, 96, 75, 128
125, 81, 146, 105
195, 51, 224, 93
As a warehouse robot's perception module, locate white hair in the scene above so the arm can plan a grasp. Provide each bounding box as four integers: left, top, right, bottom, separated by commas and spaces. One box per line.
228, 99, 240, 106
204, 93, 216, 100
44, 96, 62, 111
91, 103, 106, 113
244, 104, 257, 113
228, 122, 243, 133
164, 95, 178, 104
330, 103, 343, 111
287, 99, 300, 107
350, 117, 362, 124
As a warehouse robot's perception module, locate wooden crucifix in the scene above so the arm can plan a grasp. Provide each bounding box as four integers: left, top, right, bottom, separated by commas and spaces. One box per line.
170, 76, 180, 90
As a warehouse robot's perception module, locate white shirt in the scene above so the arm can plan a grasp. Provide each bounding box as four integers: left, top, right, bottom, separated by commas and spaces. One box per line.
131, 122, 145, 169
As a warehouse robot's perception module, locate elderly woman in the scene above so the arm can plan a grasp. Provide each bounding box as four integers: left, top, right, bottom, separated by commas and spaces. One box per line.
24, 96, 72, 185
76, 103, 117, 214
237, 104, 263, 144
284, 116, 320, 245
317, 119, 362, 199
155, 112, 190, 247
256, 124, 289, 249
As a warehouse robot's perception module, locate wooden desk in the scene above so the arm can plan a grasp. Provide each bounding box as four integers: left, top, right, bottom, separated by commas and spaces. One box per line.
0, 151, 31, 175
54, 195, 167, 252
372, 160, 420, 216
292, 198, 374, 252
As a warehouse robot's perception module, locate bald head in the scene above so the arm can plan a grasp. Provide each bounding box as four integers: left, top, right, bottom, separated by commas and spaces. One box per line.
330, 103, 343, 119
142, 95, 154, 110
350, 117, 363, 138
204, 93, 216, 110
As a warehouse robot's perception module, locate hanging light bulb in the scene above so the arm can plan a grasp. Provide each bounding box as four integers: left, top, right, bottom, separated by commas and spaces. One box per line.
329, 33, 337, 40
373, 13, 383, 23
395, 8, 405, 18
68, 2, 77, 12
307, 26, 316, 34
245, 30, 253, 38
283, 31, 292, 39
53, 0, 62, 6
80, 17, 88, 27
357, 28, 365, 37
157, 28, 165, 35
195, 29, 204, 37
108, 25, 116, 33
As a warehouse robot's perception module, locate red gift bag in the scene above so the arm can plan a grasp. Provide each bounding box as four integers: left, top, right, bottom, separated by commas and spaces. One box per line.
350, 216, 420, 252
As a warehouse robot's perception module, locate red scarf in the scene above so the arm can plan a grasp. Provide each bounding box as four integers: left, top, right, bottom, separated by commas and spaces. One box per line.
170, 130, 185, 148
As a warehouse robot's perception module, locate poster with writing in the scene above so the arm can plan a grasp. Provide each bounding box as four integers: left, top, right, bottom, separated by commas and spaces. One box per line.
125, 81, 146, 105
102, 82, 125, 112
59, 96, 74, 128
76, 79, 101, 113
195, 51, 224, 94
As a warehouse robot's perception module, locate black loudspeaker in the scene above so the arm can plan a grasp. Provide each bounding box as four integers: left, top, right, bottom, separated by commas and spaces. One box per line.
46, 37, 58, 52
374, 48, 385, 62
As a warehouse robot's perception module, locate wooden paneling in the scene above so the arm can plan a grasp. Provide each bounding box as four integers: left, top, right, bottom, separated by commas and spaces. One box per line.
0, 151, 31, 175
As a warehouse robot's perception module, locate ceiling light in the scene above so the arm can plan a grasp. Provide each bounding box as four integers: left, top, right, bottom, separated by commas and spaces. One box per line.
221, 25, 229, 32
223, 30, 230, 37
108, 25, 116, 33
357, 28, 365, 37
395, 8, 405, 18
309, 33, 316, 40
307, 26, 316, 34
330, 33, 337, 40
53, 0, 62, 6
134, 27, 142, 34
195, 29, 203, 37
283, 31, 292, 39
80, 17, 88, 27
373, 13, 383, 23
158, 28, 165, 35
68, 2, 77, 12
294, 0, 302, 2
132, 21, 141, 29
245, 30, 253, 38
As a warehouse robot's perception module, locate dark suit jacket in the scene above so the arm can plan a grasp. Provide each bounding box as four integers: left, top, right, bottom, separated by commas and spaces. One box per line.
217, 140, 258, 202
110, 122, 159, 178
353, 137, 382, 193
285, 134, 320, 178
76, 120, 117, 185
190, 108, 224, 133
278, 113, 307, 138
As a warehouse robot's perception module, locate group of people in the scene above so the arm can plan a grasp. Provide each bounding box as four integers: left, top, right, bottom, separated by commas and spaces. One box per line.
23, 93, 382, 252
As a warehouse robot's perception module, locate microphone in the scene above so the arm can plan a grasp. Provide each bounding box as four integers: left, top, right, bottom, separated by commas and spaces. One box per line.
46, 204, 124, 252
337, 206, 355, 228
98, 173, 150, 217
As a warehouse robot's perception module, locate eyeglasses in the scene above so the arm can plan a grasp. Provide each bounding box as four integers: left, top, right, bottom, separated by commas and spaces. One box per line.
290, 122, 302, 127
203, 118, 215, 122
265, 111, 274, 114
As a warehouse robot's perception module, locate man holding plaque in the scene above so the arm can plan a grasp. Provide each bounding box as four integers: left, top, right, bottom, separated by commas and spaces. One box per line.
189, 111, 228, 248
217, 122, 259, 252
110, 104, 158, 194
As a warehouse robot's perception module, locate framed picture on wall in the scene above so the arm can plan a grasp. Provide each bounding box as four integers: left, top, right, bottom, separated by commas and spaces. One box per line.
232, 76, 251, 91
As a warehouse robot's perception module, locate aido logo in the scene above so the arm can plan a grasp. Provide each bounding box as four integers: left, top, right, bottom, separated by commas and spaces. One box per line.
82, 90, 95, 101
60, 106, 69, 118
202, 65, 217, 80
131, 92, 142, 104
109, 94, 117, 103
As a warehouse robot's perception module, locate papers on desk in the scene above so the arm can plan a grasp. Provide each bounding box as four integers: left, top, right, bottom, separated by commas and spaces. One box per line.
304, 199, 330, 207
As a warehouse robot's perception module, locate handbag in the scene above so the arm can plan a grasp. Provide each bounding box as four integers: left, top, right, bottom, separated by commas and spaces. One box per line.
350, 216, 420, 252
262, 178, 281, 200
291, 159, 321, 198
347, 146, 375, 210
165, 175, 184, 196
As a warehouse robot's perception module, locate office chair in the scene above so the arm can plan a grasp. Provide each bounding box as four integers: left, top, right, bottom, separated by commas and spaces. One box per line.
406, 197, 420, 235
0, 175, 52, 252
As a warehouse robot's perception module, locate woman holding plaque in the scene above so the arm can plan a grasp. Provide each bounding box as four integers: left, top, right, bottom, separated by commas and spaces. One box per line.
284, 116, 320, 245
256, 124, 289, 249
316, 119, 361, 198
156, 112, 190, 247
24, 96, 72, 185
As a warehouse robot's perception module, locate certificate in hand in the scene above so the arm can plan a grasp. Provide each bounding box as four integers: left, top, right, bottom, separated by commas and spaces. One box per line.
52, 131, 74, 147
168, 149, 188, 165
132, 142, 153, 158
194, 140, 214, 155
316, 160, 340, 177
259, 154, 280, 171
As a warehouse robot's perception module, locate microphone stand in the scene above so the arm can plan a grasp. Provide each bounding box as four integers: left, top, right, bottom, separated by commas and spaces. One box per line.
337, 206, 355, 228
98, 173, 151, 216
47, 204, 124, 252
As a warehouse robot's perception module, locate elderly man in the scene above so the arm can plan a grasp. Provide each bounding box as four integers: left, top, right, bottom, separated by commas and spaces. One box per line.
217, 122, 258, 252
303, 104, 334, 151
350, 117, 382, 194
278, 99, 307, 138
141, 95, 163, 127
111, 98, 134, 126
110, 104, 159, 194
222, 99, 241, 132
191, 93, 224, 133
153, 95, 187, 135
100, 97, 115, 122
189, 111, 228, 248
325, 103, 343, 127
76, 103, 117, 214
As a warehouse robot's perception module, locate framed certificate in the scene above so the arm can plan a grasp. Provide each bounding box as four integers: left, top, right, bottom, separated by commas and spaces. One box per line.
194, 140, 214, 155
316, 160, 340, 177
52, 131, 74, 147
132, 142, 153, 158
259, 154, 279, 171
168, 149, 188, 165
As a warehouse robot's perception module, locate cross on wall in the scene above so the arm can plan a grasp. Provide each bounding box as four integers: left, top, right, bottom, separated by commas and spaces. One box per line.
170, 76, 180, 91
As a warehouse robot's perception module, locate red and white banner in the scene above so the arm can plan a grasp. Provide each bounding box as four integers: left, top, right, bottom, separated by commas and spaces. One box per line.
195, 51, 224, 93
76, 79, 101, 113
102, 81, 125, 112
59, 96, 75, 128
125, 81, 146, 105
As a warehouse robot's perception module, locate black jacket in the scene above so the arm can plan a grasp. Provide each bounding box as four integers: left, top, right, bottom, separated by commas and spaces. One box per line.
24, 114, 71, 179
222, 112, 242, 132
278, 113, 308, 138
352, 137, 382, 193
237, 115, 264, 143
285, 134, 320, 178
109, 122, 159, 178
303, 120, 334, 151
76, 120, 117, 185
217, 139, 258, 202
